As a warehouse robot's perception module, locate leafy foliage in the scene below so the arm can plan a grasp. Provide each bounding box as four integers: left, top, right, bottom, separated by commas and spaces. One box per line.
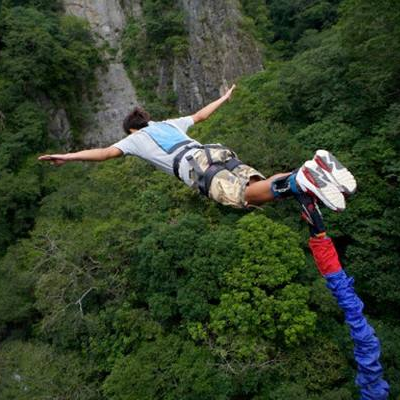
267, 0, 341, 56
1, 0, 400, 398
103, 335, 232, 400
0, 341, 99, 399
0, 3, 100, 254
189, 215, 316, 373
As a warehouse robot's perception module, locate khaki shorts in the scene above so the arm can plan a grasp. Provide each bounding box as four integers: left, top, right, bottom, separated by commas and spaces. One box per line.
190, 148, 265, 209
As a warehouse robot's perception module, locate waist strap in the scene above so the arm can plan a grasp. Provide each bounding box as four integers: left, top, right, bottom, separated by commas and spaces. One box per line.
173, 144, 203, 180
173, 144, 229, 180
173, 144, 244, 197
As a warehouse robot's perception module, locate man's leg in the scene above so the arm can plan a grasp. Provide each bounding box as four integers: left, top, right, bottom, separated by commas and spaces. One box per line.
244, 168, 344, 211
244, 151, 355, 211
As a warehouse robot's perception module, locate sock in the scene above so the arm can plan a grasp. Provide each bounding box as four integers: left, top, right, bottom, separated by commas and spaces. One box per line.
289, 173, 300, 194
271, 172, 300, 199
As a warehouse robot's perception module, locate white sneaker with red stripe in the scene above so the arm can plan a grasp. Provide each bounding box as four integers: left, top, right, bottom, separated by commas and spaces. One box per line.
313, 150, 357, 195
296, 160, 346, 212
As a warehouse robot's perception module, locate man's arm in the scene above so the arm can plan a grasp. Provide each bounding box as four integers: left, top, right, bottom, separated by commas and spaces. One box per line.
38, 146, 123, 166
191, 84, 236, 124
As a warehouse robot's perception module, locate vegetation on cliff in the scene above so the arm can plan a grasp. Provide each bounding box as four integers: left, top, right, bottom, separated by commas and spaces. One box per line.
122, 0, 188, 119
0, 0, 100, 254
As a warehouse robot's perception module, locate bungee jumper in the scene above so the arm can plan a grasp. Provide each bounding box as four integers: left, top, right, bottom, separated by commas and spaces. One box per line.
38, 84, 390, 397
38, 85, 356, 214
300, 194, 390, 399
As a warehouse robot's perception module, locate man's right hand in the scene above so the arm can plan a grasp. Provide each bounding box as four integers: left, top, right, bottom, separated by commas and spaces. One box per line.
38, 154, 69, 166
222, 84, 236, 101
192, 83, 237, 124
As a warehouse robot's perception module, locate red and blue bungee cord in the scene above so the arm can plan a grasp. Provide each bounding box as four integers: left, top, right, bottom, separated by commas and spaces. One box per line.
309, 236, 390, 400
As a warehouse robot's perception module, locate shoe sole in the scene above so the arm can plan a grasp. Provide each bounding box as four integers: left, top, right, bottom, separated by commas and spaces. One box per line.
314, 150, 357, 195
296, 161, 346, 212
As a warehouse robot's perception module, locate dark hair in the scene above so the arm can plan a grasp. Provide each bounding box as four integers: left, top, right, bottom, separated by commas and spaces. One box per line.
123, 107, 151, 134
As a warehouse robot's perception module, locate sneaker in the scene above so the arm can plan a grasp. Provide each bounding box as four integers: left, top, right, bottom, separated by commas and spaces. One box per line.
296, 160, 346, 211
314, 150, 357, 195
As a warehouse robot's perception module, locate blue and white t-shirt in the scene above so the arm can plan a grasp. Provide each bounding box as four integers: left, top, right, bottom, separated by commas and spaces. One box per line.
112, 116, 201, 187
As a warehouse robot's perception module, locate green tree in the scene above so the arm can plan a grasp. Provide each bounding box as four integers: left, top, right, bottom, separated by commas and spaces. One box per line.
0, 341, 98, 399
0, 3, 99, 254
267, 0, 341, 56
103, 334, 232, 400
189, 215, 316, 380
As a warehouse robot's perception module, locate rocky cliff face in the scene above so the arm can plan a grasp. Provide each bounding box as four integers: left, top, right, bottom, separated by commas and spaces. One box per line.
175, 0, 264, 113
60, 0, 263, 146
62, 0, 140, 146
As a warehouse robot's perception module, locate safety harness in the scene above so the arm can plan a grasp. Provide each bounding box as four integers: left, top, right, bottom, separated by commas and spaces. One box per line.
173, 144, 243, 197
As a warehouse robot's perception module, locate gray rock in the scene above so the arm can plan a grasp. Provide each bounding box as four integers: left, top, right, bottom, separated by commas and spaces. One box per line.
38, 95, 73, 151
48, 108, 74, 151
62, 0, 139, 147
83, 62, 137, 147
175, 0, 264, 113
64, 0, 126, 48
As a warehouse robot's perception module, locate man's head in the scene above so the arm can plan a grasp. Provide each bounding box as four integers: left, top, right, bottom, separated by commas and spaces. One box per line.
123, 107, 151, 134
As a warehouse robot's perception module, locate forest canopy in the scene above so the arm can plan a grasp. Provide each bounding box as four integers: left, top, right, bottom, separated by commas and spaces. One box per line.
0, 0, 399, 398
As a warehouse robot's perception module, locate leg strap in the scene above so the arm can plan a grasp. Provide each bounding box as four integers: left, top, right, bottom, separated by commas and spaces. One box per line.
199, 156, 243, 197
198, 164, 226, 196
225, 158, 243, 172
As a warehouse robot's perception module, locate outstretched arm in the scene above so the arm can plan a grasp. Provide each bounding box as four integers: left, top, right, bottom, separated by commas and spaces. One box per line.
38, 147, 123, 166
191, 84, 236, 124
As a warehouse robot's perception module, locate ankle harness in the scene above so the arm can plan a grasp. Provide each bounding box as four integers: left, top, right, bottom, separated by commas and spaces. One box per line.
271, 171, 300, 199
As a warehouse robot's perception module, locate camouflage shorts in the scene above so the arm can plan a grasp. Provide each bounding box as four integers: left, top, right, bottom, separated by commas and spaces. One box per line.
190, 148, 265, 209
